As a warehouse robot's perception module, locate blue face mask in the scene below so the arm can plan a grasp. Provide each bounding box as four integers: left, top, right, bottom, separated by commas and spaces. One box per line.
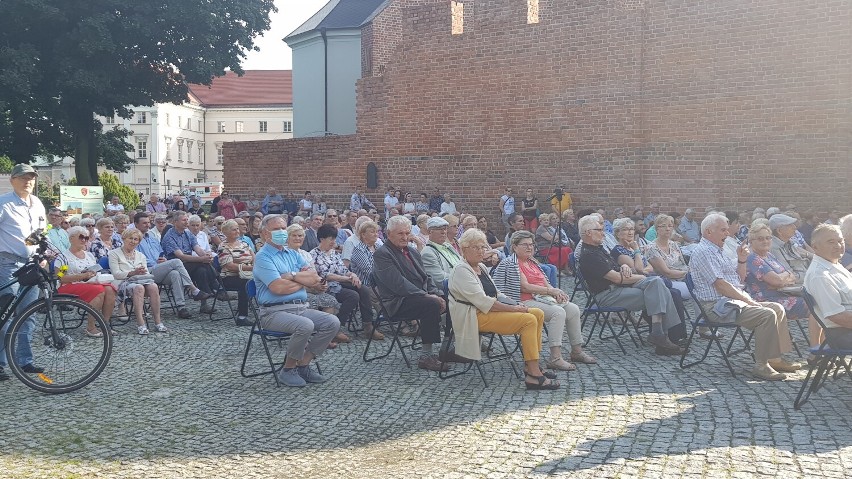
270, 229, 289, 246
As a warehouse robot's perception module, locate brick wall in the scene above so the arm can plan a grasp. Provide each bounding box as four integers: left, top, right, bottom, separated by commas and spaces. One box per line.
226, 0, 852, 228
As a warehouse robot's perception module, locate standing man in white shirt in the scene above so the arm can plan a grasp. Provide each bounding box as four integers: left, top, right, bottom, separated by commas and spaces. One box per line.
104, 196, 124, 217
499, 187, 515, 228
0, 164, 47, 381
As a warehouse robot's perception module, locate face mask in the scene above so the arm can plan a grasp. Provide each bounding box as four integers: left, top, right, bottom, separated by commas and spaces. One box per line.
270, 230, 289, 246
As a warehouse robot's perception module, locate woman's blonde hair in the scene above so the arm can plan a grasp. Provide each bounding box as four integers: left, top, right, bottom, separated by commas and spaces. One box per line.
121, 228, 142, 242
748, 222, 771, 240
221, 219, 239, 234
653, 214, 674, 228
458, 228, 487, 249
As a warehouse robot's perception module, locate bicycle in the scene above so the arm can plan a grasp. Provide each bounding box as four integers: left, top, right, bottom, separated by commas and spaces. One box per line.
1, 229, 112, 393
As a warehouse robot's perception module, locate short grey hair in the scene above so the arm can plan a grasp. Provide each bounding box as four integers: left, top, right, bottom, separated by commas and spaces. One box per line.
172, 210, 188, 222
357, 220, 379, 236
510, 230, 534, 247
80, 217, 95, 227
67, 226, 87, 238
95, 217, 114, 229
458, 228, 487, 249
260, 214, 286, 232
386, 215, 412, 232
578, 215, 599, 235
813, 223, 843, 246
839, 215, 852, 242
188, 215, 202, 225
221, 219, 239, 234
291, 216, 305, 225
700, 213, 728, 233
612, 217, 634, 236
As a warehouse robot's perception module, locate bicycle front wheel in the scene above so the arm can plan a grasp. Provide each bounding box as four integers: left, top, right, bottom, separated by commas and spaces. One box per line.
5, 297, 113, 394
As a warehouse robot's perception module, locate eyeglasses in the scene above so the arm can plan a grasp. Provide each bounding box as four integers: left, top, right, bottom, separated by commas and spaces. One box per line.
588, 228, 604, 232
78, 235, 90, 241
466, 245, 491, 252
752, 236, 772, 241
516, 243, 535, 248
327, 214, 338, 218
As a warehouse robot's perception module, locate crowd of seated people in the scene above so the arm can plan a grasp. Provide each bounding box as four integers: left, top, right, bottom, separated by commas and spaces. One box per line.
38, 186, 849, 387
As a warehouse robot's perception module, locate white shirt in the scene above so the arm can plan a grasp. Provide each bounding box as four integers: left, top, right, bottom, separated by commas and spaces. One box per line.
193, 230, 212, 256
105, 203, 125, 215
440, 202, 457, 215
804, 255, 852, 328
0, 192, 46, 259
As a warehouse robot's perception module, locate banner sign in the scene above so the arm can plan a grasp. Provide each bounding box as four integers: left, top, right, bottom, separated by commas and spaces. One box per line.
60, 186, 104, 218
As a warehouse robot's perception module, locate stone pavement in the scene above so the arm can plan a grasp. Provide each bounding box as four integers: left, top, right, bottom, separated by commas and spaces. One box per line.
0, 285, 851, 479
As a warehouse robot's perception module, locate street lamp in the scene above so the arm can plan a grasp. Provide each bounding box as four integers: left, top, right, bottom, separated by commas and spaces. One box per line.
162, 161, 169, 196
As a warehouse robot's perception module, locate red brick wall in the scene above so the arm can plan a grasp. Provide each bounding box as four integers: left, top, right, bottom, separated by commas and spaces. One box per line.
226, 0, 852, 227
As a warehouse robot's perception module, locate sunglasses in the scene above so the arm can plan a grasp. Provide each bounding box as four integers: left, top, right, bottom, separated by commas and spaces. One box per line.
79, 235, 90, 241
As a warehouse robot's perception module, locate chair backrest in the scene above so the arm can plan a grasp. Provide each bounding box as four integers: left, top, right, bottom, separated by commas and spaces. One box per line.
98, 256, 110, 271
246, 279, 257, 299
802, 288, 832, 331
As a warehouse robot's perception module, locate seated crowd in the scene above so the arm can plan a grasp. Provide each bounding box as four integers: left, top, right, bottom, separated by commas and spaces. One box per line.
37, 188, 852, 389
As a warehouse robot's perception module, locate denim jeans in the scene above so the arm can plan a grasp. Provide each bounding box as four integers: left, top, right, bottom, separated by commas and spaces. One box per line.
0, 257, 39, 368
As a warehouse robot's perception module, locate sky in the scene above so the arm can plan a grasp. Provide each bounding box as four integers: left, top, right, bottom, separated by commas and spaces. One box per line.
242, 0, 329, 70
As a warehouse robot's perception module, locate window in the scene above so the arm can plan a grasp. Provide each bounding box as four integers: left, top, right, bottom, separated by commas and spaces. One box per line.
217, 121, 226, 133
451, 1, 464, 35
186, 117, 192, 130
136, 140, 147, 159
283, 121, 293, 133
235, 121, 244, 133
187, 140, 194, 163
165, 113, 170, 126
198, 143, 204, 164
137, 112, 147, 124
164, 137, 172, 160
178, 116, 183, 129
197, 119, 202, 131
528, 0, 539, 24
105, 116, 115, 125
216, 144, 224, 164
177, 139, 184, 162
259, 121, 268, 133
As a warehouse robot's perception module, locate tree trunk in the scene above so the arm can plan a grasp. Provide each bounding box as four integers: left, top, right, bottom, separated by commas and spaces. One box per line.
71, 114, 97, 185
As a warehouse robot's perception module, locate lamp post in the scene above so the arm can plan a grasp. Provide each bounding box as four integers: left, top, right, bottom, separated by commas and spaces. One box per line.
162, 161, 169, 197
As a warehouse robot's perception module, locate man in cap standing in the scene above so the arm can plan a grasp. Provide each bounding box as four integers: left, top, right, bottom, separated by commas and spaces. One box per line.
0, 164, 47, 380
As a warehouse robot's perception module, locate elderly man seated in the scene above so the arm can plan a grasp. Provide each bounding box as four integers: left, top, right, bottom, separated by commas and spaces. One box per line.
769, 213, 812, 285
160, 211, 220, 314
689, 213, 800, 380
134, 212, 212, 318
254, 214, 338, 387
421, 216, 462, 284
577, 215, 685, 355
804, 224, 852, 349
374, 216, 458, 371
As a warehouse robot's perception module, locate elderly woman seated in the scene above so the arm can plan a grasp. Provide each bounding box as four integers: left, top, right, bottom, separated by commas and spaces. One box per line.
217, 219, 255, 326
55, 226, 118, 337
745, 222, 821, 349
109, 228, 167, 335
448, 229, 556, 390
645, 215, 689, 298
535, 213, 572, 272
346, 219, 385, 340
89, 217, 122, 261
492, 230, 596, 370
769, 214, 813, 284
611, 217, 654, 276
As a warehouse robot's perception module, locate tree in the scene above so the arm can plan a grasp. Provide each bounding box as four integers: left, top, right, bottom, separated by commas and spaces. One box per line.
0, 0, 276, 184
98, 172, 140, 211
0, 156, 12, 174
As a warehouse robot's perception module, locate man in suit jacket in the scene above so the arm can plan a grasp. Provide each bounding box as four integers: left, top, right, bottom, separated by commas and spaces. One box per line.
374, 215, 449, 371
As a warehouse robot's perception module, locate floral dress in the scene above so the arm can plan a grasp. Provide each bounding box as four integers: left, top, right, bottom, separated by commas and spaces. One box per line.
294, 249, 339, 310
88, 236, 123, 261
744, 252, 808, 319
310, 247, 349, 294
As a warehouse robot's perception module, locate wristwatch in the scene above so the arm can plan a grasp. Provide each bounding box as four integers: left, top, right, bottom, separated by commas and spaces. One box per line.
287, 272, 296, 280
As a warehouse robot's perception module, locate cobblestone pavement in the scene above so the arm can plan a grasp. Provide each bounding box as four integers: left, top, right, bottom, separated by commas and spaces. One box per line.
1, 285, 851, 479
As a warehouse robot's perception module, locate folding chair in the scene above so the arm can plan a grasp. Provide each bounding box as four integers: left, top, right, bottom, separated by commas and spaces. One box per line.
363, 273, 422, 368
679, 273, 754, 377
568, 254, 587, 302
576, 269, 643, 355
207, 257, 237, 322
241, 280, 321, 387
794, 289, 852, 409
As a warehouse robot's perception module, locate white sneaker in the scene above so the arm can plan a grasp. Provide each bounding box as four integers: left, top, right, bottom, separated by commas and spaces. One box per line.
154, 323, 168, 333
137, 326, 149, 335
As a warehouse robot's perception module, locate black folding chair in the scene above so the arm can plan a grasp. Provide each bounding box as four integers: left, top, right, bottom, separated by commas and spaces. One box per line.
363, 273, 422, 368
568, 254, 587, 302
576, 269, 643, 355
793, 289, 852, 409
208, 258, 237, 322
240, 280, 321, 387
679, 273, 754, 377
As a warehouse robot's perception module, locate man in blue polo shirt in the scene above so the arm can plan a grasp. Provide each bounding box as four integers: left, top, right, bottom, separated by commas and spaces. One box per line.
160, 211, 219, 314
254, 214, 339, 387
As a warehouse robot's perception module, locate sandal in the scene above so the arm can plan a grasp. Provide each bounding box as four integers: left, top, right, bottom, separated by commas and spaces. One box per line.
524, 372, 560, 390
570, 351, 598, 364
334, 332, 352, 343
699, 330, 724, 340
326, 341, 338, 350
85, 329, 103, 338
546, 358, 577, 372
530, 368, 558, 380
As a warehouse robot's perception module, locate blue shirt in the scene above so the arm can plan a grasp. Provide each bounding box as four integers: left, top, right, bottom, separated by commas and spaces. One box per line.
261, 194, 283, 214
137, 232, 164, 268
253, 244, 308, 305
240, 235, 256, 253
0, 192, 46, 259
161, 227, 198, 260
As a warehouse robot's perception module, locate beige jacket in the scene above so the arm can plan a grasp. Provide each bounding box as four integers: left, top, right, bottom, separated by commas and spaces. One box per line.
448, 261, 503, 361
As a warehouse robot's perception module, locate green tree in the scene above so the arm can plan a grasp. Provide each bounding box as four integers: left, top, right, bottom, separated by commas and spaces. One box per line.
0, 0, 276, 184
98, 172, 140, 211
0, 155, 13, 174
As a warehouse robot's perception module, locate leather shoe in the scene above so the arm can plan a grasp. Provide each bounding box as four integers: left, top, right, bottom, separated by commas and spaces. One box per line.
192, 290, 213, 301
768, 359, 802, 373
0, 367, 9, 381
649, 334, 684, 355
177, 307, 192, 319
21, 363, 45, 374
418, 354, 450, 372
438, 347, 473, 364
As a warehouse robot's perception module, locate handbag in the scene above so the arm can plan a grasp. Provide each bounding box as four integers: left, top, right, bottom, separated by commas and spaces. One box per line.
533, 294, 558, 305
238, 263, 254, 280
125, 273, 155, 285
